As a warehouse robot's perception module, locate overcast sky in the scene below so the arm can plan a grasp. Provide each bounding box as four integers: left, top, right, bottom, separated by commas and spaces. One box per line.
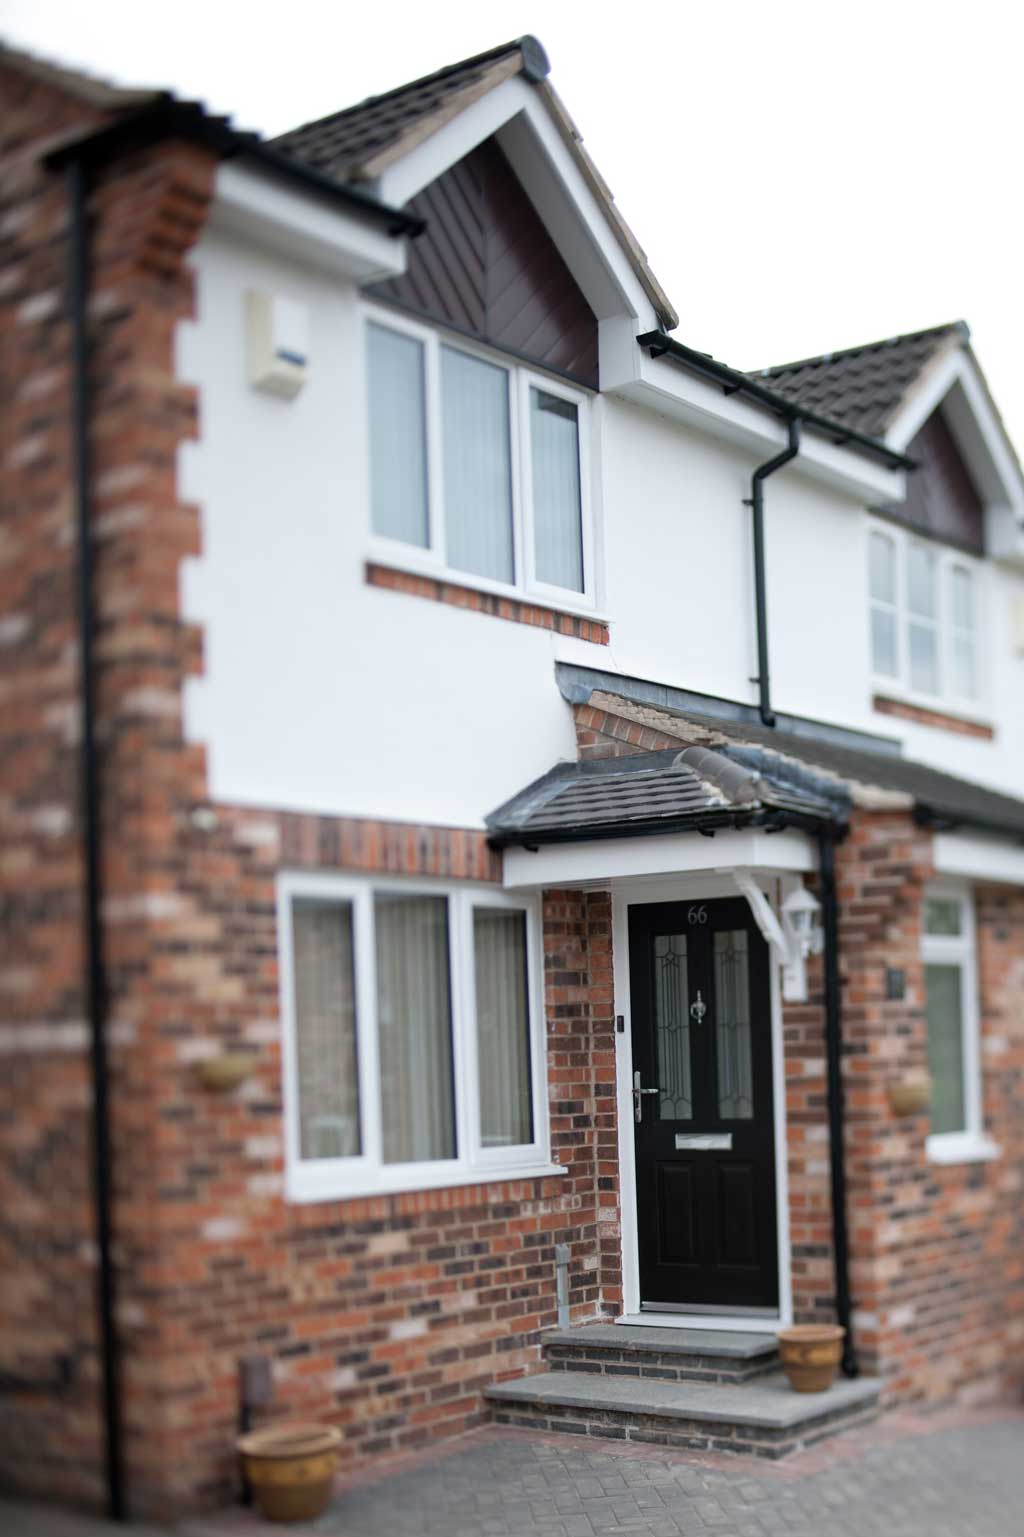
4, 0, 1023, 449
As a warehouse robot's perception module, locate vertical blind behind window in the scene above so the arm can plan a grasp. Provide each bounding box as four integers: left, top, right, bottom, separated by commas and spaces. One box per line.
292, 899, 361, 1160
530, 389, 584, 592
474, 908, 533, 1148
375, 893, 456, 1164
367, 324, 429, 547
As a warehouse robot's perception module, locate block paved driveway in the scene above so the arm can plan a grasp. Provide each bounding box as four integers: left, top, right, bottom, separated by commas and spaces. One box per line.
3, 1407, 1023, 1537
308, 1410, 1021, 1536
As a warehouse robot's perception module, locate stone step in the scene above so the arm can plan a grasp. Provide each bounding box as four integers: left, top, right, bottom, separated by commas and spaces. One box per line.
542, 1324, 779, 1384
487, 1368, 881, 1460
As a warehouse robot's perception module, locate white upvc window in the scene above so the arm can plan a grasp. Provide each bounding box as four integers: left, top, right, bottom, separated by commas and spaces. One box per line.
277, 871, 554, 1202
364, 306, 597, 609
921, 882, 998, 1165
867, 522, 984, 712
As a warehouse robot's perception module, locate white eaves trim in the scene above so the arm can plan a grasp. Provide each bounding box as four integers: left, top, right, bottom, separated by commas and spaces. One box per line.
502, 828, 814, 889
932, 831, 1024, 887
208, 162, 408, 285
613, 351, 906, 505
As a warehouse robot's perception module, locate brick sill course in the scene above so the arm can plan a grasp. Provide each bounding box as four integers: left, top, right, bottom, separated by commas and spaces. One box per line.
366, 562, 610, 643
873, 693, 994, 740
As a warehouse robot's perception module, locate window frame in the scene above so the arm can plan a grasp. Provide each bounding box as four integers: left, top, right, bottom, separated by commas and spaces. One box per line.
866, 518, 988, 718
921, 880, 998, 1165
277, 870, 555, 1203
362, 304, 599, 613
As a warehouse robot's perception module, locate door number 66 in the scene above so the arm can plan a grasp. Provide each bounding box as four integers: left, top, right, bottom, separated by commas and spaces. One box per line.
687, 904, 707, 925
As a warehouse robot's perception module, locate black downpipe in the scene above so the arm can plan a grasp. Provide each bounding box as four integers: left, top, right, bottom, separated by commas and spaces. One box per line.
68, 155, 126, 1521
818, 829, 858, 1378
747, 420, 800, 728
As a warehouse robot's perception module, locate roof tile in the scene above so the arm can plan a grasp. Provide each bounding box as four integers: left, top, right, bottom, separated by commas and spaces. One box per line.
751, 321, 968, 438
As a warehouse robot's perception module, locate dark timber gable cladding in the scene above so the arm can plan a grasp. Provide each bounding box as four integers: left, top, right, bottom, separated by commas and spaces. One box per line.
368, 136, 599, 389
887, 409, 985, 553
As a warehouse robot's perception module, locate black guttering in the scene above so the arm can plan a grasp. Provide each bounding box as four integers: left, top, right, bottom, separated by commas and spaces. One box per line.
636, 331, 914, 471
45, 97, 426, 238
66, 156, 125, 1521
818, 830, 857, 1378
487, 802, 834, 852
747, 421, 800, 728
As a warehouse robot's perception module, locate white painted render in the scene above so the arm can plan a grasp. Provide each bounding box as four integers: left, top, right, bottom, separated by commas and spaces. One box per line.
178, 188, 1024, 830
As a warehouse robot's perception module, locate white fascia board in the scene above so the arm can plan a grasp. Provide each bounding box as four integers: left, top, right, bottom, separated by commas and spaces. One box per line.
502, 828, 814, 889
377, 78, 659, 334
932, 831, 1024, 887
615, 354, 906, 505
209, 163, 408, 285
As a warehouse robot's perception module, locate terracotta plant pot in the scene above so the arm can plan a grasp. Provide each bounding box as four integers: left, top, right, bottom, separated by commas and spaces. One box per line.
776, 1325, 845, 1393
887, 1070, 932, 1116
237, 1423, 342, 1524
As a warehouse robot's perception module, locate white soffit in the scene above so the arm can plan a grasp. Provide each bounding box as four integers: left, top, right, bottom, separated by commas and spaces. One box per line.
502, 829, 814, 889
615, 356, 906, 505
209, 163, 408, 285
932, 831, 1024, 888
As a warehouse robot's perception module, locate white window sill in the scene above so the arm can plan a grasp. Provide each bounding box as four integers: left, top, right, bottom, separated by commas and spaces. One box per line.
286, 1161, 566, 1205
926, 1132, 1001, 1166
366, 545, 608, 624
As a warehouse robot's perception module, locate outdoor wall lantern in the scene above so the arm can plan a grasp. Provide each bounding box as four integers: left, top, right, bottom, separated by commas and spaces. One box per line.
731, 871, 822, 1004
781, 884, 824, 959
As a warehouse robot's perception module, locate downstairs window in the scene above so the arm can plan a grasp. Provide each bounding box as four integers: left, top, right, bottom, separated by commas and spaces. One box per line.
278, 874, 550, 1201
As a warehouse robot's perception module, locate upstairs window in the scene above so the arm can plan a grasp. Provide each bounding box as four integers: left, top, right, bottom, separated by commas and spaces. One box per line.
365, 310, 594, 605
868, 524, 981, 708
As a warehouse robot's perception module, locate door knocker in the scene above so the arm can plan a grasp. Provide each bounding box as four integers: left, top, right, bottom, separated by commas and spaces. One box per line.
690, 990, 707, 1025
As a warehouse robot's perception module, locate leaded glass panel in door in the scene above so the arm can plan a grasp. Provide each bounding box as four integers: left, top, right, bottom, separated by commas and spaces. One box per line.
714, 929, 753, 1119
653, 933, 692, 1120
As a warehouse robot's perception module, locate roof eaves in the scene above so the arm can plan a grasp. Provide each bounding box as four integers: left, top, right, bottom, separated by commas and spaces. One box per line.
636, 331, 913, 471
43, 97, 424, 237
0, 38, 158, 110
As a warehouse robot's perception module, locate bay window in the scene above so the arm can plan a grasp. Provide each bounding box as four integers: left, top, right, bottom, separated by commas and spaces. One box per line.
365, 309, 594, 605
278, 873, 552, 1201
921, 883, 998, 1164
868, 523, 982, 710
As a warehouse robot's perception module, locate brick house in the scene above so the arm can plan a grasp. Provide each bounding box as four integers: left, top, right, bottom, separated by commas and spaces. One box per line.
2, 33, 1024, 1521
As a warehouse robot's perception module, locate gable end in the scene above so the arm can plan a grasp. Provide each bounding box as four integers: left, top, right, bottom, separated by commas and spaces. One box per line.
366, 136, 598, 389
890, 409, 985, 553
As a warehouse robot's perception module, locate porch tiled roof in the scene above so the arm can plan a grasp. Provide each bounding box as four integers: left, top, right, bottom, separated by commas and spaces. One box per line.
488, 690, 1024, 848
751, 321, 968, 439
486, 743, 840, 847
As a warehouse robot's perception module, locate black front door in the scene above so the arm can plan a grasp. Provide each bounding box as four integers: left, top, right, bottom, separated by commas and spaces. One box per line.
629, 896, 778, 1313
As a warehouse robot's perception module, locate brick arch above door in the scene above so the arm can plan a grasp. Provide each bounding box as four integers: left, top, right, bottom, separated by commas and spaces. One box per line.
367, 135, 599, 389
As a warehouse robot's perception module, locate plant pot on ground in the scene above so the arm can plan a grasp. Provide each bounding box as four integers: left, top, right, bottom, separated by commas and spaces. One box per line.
237, 1422, 342, 1524
776, 1325, 845, 1393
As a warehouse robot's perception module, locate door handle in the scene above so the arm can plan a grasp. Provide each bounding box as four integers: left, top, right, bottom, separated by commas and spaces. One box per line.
633, 1070, 662, 1123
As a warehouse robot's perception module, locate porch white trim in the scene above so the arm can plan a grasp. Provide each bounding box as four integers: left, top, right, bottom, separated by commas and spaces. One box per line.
502, 827, 813, 889
611, 872, 794, 1335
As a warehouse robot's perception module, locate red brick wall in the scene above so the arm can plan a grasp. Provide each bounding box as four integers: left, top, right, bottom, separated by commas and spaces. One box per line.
835, 813, 1024, 1404
107, 810, 619, 1514
0, 59, 118, 1513
570, 705, 1024, 1408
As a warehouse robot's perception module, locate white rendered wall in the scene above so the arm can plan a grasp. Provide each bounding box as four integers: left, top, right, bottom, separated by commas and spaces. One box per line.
178, 224, 1024, 827
177, 230, 582, 828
